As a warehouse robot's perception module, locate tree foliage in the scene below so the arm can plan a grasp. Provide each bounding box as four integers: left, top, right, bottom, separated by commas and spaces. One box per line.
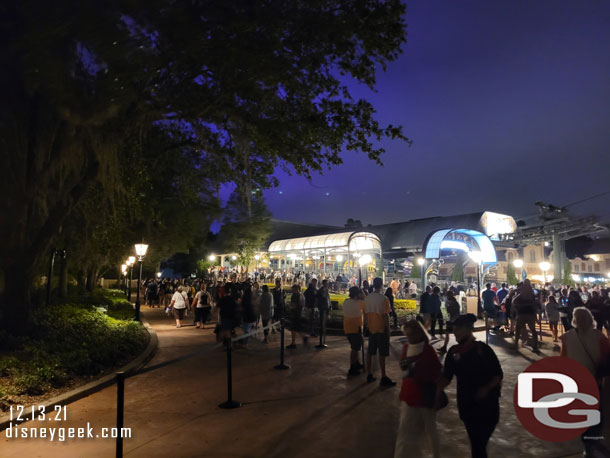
451, 254, 465, 282
506, 262, 518, 286
0, 0, 408, 327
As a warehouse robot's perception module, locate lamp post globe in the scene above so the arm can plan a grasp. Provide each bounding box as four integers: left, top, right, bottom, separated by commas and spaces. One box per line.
513, 259, 523, 268
133, 243, 148, 322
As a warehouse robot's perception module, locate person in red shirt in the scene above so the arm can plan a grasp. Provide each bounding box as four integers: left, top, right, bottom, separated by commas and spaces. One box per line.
394, 320, 441, 458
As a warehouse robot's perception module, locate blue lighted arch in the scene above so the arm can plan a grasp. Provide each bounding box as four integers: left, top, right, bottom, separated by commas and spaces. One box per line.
424, 229, 497, 264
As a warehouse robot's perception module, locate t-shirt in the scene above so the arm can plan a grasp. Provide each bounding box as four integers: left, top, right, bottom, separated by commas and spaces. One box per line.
194, 291, 210, 308
364, 292, 391, 334
482, 289, 496, 309
496, 288, 509, 304
172, 291, 187, 309
443, 339, 503, 421
343, 298, 365, 334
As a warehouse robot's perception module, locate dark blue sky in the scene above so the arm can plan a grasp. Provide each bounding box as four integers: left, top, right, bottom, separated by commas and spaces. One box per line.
262, 0, 610, 226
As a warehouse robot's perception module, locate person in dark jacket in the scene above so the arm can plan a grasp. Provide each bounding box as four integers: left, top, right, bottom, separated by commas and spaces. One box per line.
240, 282, 257, 347
437, 314, 503, 458
272, 278, 286, 324
385, 287, 398, 328
428, 286, 443, 337
304, 279, 318, 337
420, 286, 432, 330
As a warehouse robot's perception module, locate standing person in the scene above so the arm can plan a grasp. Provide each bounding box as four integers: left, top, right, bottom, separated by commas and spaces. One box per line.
390, 278, 400, 296
586, 290, 606, 331
316, 279, 332, 344
436, 314, 503, 458
385, 287, 398, 329
440, 290, 461, 353
394, 320, 442, 458
561, 307, 610, 457
481, 283, 498, 331
169, 286, 189, 328
240, 283, 257, 347
496, 283, 508, 330
420, 286, 432, 330
428, 286, 443, 338
286, 284, 308, 348
272, 278, 286, 330
251, 281, 262, 327
565, 290, 585, 331
361, 280, 370, 296
304, 279, 318, 337
192, 283, 212, 329
545, 295, 561, 342
259, 285, 274, 343
343, 286, 366, 376
364, 277, 396, 387
513, 279, 539, 352
409, 280, 418, 298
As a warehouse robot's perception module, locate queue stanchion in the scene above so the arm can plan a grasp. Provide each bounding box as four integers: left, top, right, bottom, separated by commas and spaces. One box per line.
116, 372, 125, 458
361, 328, 366, 373
219, 338, 241, 409
274, 319, 290, 370
315, 310, 327, 349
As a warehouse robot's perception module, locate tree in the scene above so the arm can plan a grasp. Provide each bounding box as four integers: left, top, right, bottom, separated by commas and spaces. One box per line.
563, 261, 574, 287
345, 218, 364, 230
451, 254, 465, 282
409, 263, 421, 279
216, 191, 272, 271
506, 262, 518, 286
1, 1, 408, 328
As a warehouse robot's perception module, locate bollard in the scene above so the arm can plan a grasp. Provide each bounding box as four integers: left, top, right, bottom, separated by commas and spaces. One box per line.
274, 319, 290, 370
116, 372, 125, 458
219, 339, 242, 409
315, 311, 327, 349
361, 330, 366, 373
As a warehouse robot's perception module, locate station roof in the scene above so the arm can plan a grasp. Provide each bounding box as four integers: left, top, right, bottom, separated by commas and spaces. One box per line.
369, 211, 516, 253
268, 231, 381, 253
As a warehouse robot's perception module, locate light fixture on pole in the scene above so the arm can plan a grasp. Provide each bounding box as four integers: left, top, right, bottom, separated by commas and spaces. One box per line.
417, 257, 426, 289
121, 264, 128, 296
208, 254, 216, 262
134, 243, 149, 322
358, 254, 372, 286
254, 254, 261, 270
539, 261, 550, 284
469, 251, 483, 317
156, 271, 162, 279
126, 258, 134, 302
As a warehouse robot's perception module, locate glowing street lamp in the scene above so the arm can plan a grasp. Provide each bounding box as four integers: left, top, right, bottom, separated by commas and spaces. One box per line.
357, 254, 372, 286
208, 254, 216, 262
133, 243, 149, 322
156, 271, 162, 279
417, 257, 425, 266
336, 255, 344, 262
539, 261, 550, 284
125, 258, 135, 301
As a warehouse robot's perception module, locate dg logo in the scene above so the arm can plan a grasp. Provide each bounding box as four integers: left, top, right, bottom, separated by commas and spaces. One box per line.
513, 356, 600, 441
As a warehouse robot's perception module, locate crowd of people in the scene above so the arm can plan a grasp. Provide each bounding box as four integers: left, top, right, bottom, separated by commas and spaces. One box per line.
135, 272, 610, 457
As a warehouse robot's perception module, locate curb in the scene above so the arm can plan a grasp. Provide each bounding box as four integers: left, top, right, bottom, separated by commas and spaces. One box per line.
0, 314, 158, 431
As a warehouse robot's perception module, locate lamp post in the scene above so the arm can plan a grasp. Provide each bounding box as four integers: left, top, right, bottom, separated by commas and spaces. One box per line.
121, 264, 127, 296
513, 259, 524, 283
539, 261, 550, 285
126, 257, 135, 302
417, 257, 425, 291
255, 254, 261, 271
358, 254, 372, 288
468, 251, 483, 318
134, 243, 148, 322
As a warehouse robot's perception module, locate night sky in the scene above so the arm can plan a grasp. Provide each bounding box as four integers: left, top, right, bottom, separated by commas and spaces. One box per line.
262, 0, 610, 227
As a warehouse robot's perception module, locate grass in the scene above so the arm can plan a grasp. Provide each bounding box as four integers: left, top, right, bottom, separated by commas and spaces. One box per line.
0, 288, 148, 408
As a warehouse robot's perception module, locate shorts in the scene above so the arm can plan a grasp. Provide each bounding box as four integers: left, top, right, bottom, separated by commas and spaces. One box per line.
173, 307, 186, 320
195, 306, 211, 323
346, 333, 363, 351
368, 333, 390, 356
484, 307, 497, 318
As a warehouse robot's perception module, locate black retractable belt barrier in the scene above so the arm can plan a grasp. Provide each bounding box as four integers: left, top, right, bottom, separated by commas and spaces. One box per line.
274, 319, 290, 370
219, 338, 242, 409
116, 372, 125, 458
315, 311, 328, 349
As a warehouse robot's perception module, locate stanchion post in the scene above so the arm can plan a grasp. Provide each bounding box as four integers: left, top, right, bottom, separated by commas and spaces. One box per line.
274, 319, 290, 370
485, 312, 489, 345
219, 338, 241, 409
361, 329, 366, 373
315, 310, 327, 349
116, 372, 125, 458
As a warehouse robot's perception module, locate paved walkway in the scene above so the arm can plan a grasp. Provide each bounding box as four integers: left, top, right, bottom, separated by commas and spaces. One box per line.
0, 307, 604, 457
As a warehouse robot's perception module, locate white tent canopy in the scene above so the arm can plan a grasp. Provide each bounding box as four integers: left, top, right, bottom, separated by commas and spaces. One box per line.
268, 231, 381, 254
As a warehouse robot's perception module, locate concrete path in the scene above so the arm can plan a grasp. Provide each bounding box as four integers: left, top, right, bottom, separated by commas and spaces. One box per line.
0, 307, 602, 457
